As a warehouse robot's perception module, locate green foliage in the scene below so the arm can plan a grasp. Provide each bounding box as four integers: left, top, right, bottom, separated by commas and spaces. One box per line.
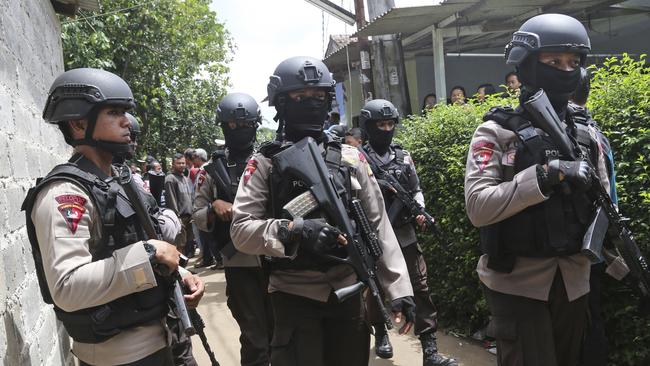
397, 93, 517, 334
61, 0, 232, 162
398, 56, 650, 364
588, 54, 650, 365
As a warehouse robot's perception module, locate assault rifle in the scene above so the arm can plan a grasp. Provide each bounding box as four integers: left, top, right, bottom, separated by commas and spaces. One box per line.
361, 148, 437, 231
117, 165, 220, 366
523, 89, 650, 303
274, 137, 394, 329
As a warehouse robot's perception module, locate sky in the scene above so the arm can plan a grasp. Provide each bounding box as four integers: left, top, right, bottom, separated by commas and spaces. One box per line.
209, 0, 437, 128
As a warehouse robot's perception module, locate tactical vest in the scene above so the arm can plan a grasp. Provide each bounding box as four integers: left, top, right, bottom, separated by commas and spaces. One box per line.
21, 155, 169, 343
364, 144, 414, 228
262, 139, 352, 271
203, 149, 248, 258
479, 107, 599, 273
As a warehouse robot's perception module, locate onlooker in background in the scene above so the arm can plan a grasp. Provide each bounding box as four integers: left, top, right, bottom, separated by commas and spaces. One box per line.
323, 111, 341, 130
190, 148, 207, 186
448, 86, 467, 105
505, 71, 521, 95
184, 148, 195, 177
164, 153, 195, 255
476, 83, 496, 102
345, 127, 364, 147
421, 93, 437, 113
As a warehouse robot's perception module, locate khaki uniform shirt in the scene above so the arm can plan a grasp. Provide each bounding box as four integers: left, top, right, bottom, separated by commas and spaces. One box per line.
193, 167, 260, 267
464, 120, 610, 302
231, 142, 413, 302
31, 180, 167, 365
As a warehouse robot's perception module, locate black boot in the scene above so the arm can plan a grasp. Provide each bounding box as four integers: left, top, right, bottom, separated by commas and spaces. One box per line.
373, 324, 393, 359
420, 332, 458, 366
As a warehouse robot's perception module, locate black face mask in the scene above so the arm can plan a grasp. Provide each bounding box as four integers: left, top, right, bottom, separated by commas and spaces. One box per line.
366, 122, 395, 155
535, 61, 581, 96
282, 97, 329, 141
223, 125, 256, 154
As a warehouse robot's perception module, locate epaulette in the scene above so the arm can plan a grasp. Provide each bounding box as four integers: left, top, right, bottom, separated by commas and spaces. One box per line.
566, 102, 593, 127
482, 106, 519, 123
258, 140, 286, 158
211, 148, 226, 162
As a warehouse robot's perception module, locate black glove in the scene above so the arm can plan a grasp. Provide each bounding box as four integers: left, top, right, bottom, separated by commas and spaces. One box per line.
391, 296, 416, 323
293, 218, 342, 255
545, 159, 593, 190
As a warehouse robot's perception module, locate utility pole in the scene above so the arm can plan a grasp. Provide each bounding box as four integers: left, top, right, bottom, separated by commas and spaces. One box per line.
354, 0, 375, 104
367, 0, 412, 116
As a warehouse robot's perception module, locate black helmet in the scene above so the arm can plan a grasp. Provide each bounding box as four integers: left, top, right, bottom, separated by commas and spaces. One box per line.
267, 56, 335, 107
43, 68, 135, 156
43, 68, 135, 123
359, 99, 399, 154
326, 124, 348, 142
216, 92, 261, 124
505, 13, 590, 66
126, 113, 140, 137
359, 99, 400, 130
217, 92, 260, 153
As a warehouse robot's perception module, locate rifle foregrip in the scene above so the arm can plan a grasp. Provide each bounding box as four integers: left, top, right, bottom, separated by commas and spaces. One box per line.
350, 199, 383, 258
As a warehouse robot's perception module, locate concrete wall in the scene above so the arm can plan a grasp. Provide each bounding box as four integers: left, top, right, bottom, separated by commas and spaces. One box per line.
0, 1, 72, 365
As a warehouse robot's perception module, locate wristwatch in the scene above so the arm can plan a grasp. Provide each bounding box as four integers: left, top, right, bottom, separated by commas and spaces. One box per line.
143, 241, 157, 264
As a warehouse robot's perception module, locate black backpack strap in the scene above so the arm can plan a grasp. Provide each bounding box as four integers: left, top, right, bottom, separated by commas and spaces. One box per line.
393, 145, 405, 165
486, 106, 545, 154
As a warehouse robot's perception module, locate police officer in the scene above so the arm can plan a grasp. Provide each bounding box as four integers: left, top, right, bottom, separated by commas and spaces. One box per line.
464, 14, 610, 366
360, 99, 457, 366
230, 56, 416, 366
22, 68, 205, 366
192, 92, 273, 365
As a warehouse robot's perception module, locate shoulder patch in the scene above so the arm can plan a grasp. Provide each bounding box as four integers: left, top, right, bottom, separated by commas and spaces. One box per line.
55, 195, 87, 234
340, 145, 360, 167
243, 159, 258, 185
472, 140, 495, 173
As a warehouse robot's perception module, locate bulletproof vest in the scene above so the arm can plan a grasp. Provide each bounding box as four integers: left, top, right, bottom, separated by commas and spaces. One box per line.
364, 144, 414, 227
262, 139, 352, 271
479, 106, 599, 273
21, 155, 169, 343
203, 149, 248, 257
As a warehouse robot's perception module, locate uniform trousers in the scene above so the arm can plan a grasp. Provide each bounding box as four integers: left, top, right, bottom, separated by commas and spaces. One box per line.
79, 346, 173, 366
367, 243, 438, 335
483, 269, 588, 366
225, 267, 273, 366
270, 290, 370, 366
167, 313, 198, 366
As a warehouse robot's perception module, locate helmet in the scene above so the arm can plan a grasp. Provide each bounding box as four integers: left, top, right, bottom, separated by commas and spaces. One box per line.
326, 124, 348, 141
217, 92, 260, 153
267, 56, 335, 107
43, 68, 135, 156
505, 13, 590, 66
359, 99, 400, 130
126, 113, 140, 137
43, 68, 135, 123
216, 92, 262, 125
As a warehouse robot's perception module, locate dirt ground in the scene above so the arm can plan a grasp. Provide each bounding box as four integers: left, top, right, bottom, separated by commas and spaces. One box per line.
189, 261, 496, 366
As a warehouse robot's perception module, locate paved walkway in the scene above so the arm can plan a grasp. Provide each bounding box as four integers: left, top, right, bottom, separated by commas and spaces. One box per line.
189, 263, 496, 366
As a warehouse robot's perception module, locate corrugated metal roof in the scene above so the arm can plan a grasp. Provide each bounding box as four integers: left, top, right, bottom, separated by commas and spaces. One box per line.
351, 0, 640, 53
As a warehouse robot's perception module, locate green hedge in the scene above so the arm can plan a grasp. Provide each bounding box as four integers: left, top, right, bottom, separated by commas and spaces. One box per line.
396, 54, 649, 365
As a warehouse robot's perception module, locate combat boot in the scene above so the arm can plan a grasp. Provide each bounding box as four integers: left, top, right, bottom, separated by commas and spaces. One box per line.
373, 324, 393, 359
420, 331, 458, 366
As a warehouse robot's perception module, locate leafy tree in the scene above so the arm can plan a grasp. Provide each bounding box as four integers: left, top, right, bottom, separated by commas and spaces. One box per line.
61, 0, 232, 164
